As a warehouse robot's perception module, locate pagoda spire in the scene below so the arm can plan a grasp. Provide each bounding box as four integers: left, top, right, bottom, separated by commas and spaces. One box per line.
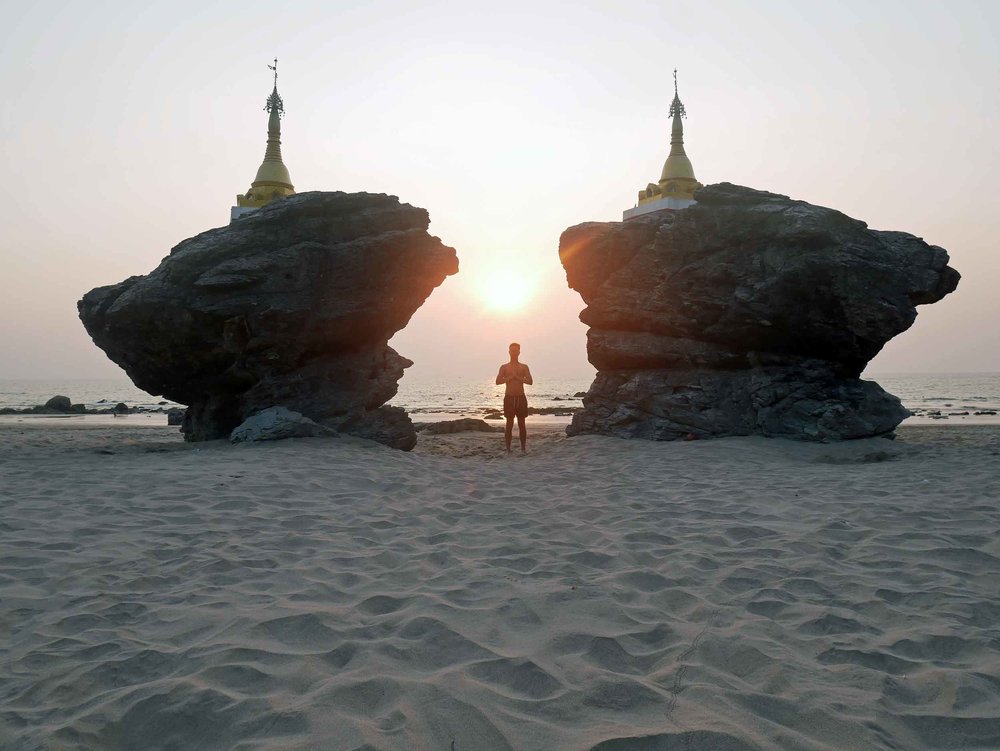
232, 59, 295, 221
259, 57, 288, 178
623, 68, 703, 220
663, 69, 693, 172
268, 57, 279, 90
668, 69, 686, 119
659, 69, 696, 184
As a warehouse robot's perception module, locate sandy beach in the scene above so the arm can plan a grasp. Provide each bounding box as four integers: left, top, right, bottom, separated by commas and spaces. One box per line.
2, 417, 999, 750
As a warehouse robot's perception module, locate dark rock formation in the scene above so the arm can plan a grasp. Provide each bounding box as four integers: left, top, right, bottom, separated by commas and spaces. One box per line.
0, 403, 170, 416
481, 406, 580, 420
44, 395, 72, 412
79, 192, 458, 449
559, 183, 960, 441
1, 395, 89, 415
416, 418, 503, 434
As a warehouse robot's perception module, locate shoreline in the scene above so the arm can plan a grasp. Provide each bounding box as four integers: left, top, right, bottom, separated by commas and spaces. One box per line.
4, 411, 1000, 429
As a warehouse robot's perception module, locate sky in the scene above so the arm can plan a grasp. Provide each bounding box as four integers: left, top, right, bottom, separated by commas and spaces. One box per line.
1, 0, 997, 384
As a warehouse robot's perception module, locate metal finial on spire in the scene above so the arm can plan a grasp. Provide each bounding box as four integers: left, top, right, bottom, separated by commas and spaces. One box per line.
268, 58, 278, 88
673, 68, 678, 96
264, 58, 284, 117
669, 68, 686, 119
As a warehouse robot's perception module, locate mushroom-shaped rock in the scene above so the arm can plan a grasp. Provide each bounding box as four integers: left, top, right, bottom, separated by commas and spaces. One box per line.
79, 192, 458, 450
559, 183, 959, 441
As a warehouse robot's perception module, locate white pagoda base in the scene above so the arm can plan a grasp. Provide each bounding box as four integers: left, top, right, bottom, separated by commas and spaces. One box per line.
230, 205, 260, 222
623, 195, 696, 221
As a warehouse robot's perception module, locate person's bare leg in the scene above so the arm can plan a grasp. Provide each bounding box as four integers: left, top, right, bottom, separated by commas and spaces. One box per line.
505, 416, 514, 453
517, 415, 527, 453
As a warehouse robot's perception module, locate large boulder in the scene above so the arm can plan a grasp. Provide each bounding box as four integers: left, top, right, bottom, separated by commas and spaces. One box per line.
559, 183, 960, 441
44, 395, 72, 412
79, 192, 458, 449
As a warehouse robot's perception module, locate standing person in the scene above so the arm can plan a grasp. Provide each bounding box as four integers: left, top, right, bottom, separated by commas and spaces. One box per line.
496, 342, 533, 453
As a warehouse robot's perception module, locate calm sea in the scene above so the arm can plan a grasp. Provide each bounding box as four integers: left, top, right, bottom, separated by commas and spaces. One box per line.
2, 373, 998, 424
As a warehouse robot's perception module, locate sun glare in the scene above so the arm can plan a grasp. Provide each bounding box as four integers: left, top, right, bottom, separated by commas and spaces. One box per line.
478, 268, 534, 313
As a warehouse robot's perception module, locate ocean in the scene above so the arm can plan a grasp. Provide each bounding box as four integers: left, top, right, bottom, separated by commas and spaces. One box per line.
2, 373, 998, 425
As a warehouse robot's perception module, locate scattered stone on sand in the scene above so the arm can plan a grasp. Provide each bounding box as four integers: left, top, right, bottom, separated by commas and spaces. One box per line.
230, 406, 337, 443
416, 418, 503, 434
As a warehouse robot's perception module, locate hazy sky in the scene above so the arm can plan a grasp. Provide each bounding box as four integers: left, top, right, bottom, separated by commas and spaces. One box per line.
1, 0, 997, 384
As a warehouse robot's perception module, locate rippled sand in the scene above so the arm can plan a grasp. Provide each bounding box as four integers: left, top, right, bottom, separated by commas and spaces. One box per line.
1, 418, 999, 750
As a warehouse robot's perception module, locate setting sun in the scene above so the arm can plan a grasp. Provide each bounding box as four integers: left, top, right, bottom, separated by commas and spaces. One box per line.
477, 267, 534, 312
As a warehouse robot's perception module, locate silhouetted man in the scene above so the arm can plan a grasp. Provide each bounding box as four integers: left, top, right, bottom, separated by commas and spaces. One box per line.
496, 342, 533, 453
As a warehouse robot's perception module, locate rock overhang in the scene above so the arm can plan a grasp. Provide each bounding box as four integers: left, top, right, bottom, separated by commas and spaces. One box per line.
559, 182, 959, 441
79, 191, 458, 450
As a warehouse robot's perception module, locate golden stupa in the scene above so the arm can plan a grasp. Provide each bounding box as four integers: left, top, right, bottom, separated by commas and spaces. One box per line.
231, 59, 295, 222
624, 70, 703, 221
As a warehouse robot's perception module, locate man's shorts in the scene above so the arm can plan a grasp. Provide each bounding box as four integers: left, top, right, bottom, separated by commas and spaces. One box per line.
503, 395, 529, 419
